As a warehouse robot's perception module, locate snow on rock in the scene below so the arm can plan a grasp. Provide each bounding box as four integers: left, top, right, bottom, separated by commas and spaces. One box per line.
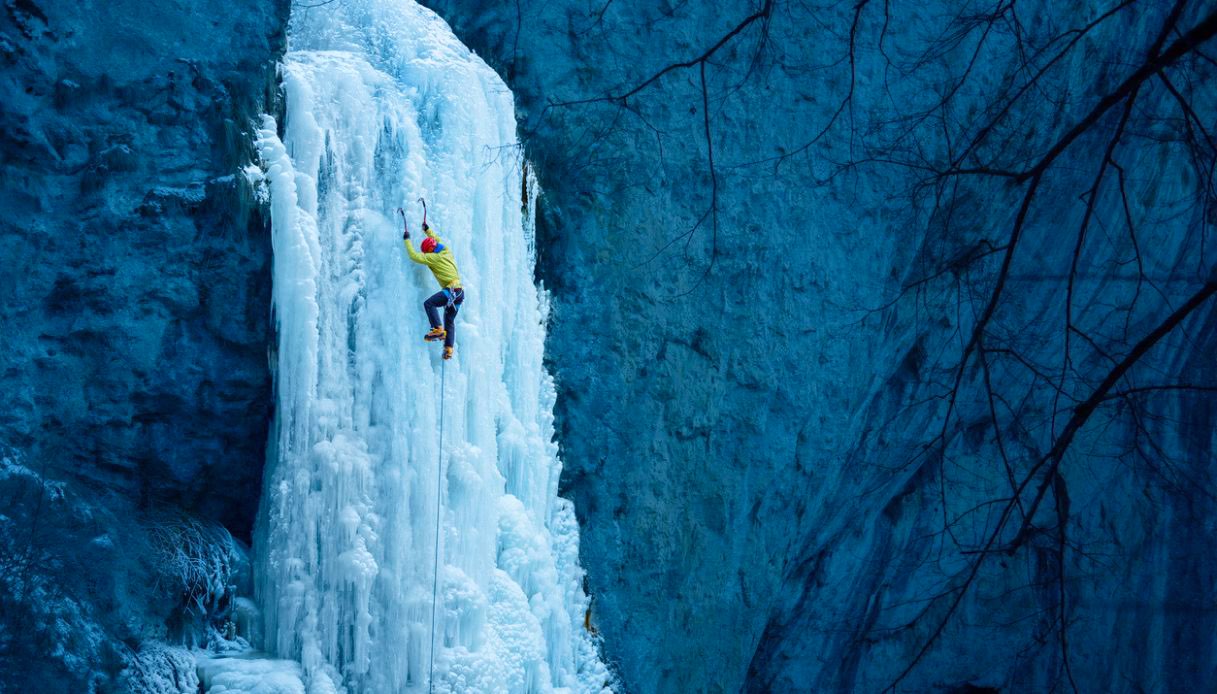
250, 1, 610, 691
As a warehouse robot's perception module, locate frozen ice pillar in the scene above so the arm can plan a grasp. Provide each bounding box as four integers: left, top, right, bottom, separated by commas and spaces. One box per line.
250, 1, 611, 691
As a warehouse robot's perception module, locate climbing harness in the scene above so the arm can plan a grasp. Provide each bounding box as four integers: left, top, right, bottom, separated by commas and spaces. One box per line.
427, 358, 445, 694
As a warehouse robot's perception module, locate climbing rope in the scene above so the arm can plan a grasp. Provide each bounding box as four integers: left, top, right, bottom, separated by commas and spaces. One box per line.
427, 358, 445, 694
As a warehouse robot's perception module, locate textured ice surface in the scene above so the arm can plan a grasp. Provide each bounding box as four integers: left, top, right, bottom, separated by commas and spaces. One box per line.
250, 1, 609, 691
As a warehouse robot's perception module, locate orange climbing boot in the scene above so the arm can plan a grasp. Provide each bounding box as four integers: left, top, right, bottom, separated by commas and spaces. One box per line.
443, 346, 454, 360
424, 326, 447, 342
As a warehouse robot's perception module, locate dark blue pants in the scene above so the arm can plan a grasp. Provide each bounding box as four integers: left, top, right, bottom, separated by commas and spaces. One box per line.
424, 288, 465, 348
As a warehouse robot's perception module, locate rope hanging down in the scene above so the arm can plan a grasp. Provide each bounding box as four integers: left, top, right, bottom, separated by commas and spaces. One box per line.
428, 358, 445, 693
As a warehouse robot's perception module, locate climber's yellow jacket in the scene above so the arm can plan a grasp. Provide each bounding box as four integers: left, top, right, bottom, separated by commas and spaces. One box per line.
405, 226, 462, 289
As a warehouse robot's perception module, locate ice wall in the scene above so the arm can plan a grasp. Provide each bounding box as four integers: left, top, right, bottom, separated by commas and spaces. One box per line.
251, 2, 608, 691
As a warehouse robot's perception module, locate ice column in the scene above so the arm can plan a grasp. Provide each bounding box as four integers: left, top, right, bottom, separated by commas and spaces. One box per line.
251, 1, 609, 691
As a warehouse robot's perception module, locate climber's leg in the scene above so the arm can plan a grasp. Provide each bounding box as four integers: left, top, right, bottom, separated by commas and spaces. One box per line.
423, 291, 447, 341
443, 288, 465, 349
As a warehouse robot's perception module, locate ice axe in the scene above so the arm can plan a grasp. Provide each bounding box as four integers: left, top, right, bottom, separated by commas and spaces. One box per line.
396, 206, 409, 238
418, 197, 428, 229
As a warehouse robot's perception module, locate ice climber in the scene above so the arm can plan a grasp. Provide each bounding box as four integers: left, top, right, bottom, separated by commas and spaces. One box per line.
399, 205, 465, 360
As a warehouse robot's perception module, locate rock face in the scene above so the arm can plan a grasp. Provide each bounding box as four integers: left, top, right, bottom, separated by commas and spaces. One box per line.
0, 0, 287, 688
1, 0, 1214, 691
0, 0, 287, 537
422, 1, 1217, 692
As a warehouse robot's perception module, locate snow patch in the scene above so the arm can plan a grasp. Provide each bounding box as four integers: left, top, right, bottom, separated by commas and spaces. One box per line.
198, 654, 307, 694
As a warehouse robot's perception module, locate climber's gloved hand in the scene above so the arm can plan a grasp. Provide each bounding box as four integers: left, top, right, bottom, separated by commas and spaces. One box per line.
422, 222, 430, 233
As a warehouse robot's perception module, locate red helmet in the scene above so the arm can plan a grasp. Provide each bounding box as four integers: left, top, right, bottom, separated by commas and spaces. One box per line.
421, 237, 438, 253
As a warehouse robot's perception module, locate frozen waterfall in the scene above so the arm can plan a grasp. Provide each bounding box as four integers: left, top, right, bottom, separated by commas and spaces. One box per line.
246, 1, 609, 691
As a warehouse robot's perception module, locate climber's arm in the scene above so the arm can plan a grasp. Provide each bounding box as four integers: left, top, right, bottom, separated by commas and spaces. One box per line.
404, 238, 428, 264
423, 223, 444, 245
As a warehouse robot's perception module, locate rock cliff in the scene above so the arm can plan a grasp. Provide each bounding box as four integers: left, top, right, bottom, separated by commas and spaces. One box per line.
422, 1, 1217, 691
0, 1, 287, 688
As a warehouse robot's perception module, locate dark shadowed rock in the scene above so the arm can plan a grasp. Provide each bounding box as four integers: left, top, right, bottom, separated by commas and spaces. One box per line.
0, 0, 288, 539
423, 1, 1217, 692
0, 0, 288, 689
